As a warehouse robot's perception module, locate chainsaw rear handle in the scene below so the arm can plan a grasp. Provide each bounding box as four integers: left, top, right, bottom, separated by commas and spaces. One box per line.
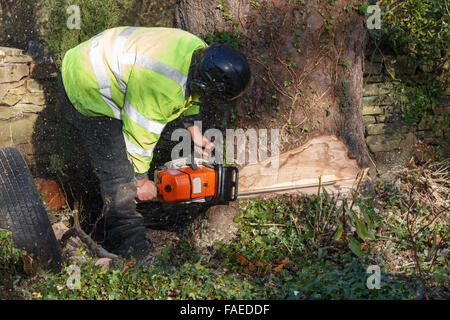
230, 166, 239, 201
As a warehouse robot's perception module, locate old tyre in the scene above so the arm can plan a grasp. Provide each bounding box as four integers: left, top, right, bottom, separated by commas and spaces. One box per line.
0, 147, 63, 271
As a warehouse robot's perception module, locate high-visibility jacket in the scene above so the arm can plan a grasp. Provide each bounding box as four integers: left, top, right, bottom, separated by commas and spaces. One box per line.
61, 27, 207, 176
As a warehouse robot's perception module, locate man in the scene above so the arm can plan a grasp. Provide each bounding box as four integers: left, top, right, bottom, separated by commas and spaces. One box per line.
58, 27, 251, 261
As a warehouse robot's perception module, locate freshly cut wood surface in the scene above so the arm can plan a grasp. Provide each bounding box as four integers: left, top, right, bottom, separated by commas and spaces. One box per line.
238, 135, 364, 198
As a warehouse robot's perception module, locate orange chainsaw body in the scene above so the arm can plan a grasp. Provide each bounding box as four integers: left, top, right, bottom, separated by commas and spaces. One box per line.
156, 165, 218, 202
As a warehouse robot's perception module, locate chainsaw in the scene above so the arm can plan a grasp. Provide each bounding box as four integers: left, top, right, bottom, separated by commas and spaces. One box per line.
153, 157, 239, 205
153, 157, 340, 204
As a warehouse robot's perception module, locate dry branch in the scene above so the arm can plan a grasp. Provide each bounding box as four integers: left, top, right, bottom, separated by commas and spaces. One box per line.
61, 226, 119, 260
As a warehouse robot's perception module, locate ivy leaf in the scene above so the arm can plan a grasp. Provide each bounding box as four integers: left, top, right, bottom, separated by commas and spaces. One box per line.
223, 12, 233, 21
358, 3, 369, 14
217, 0, 227, 11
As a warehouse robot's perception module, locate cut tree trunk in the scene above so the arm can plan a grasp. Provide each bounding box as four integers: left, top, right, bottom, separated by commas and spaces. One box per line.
175, 0, 368, 168
237, 135, 366, 198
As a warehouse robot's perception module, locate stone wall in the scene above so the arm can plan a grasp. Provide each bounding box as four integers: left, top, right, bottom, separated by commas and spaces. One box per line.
0, 45, 99, 216
0, 48, 40, 158
0, 46, 63, 172
363, 54, 449, 176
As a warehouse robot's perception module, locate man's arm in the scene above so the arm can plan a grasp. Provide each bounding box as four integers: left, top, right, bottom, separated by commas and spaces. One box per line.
122, 66, 180, 199
187, 124, 214, 157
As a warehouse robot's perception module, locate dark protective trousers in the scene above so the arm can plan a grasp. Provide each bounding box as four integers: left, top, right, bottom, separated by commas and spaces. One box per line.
57, 75, 149, 259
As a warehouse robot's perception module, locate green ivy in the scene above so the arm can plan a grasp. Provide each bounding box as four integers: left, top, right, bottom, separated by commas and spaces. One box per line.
381, 0, 449, 70
392, 79, 449, 131
378, 0, 449, 129
203, 27, 241, 48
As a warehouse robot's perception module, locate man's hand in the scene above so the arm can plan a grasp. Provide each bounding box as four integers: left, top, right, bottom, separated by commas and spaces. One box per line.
135, 175, 158, 201
187, 125, 214, 157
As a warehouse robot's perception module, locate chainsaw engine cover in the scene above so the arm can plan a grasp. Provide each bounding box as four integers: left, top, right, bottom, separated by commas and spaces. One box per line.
155, 158, 239, 204
156, 166, 217, 202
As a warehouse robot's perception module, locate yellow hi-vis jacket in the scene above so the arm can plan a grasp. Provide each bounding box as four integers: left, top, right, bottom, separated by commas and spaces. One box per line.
61, 27, 207, 176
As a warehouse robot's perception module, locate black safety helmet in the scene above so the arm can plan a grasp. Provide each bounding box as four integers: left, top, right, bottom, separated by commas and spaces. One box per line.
189, 44, 251, 102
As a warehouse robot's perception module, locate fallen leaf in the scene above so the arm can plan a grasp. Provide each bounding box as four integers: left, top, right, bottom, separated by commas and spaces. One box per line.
121, 259, 136, 275
272, 264, 284, 274
272, 259, 289, 274
35, 178, 66, 212
247, 263, 256, 272
255, 260, 265, 267
31, 292, 42, 299
236, 253, 248, 266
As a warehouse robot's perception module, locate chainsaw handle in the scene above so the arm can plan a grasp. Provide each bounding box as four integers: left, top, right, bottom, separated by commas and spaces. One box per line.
213, 164, 239, 204
230, 166, 239, 201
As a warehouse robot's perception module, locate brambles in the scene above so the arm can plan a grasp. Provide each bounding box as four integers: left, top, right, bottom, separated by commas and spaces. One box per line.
388, 159, 449, 298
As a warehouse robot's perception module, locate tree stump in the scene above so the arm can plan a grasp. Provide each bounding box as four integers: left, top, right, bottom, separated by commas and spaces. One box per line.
188, 203, 241, 257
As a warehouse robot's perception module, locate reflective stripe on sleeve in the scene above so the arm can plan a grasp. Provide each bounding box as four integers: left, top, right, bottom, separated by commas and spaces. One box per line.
89, 33, 122, 119
123, 133, 155, 158
123, 99, 165, 134
121, 53, 188, 99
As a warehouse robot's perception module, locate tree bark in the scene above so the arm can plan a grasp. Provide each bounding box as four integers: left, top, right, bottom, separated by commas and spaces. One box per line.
175, 0, 368, 167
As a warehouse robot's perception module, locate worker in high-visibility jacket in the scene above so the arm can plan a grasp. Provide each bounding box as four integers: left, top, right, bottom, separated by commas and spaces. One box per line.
58, 27, 250, 262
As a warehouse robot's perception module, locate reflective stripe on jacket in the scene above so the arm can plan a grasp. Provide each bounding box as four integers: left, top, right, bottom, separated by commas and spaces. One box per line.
61, 27, 207, 174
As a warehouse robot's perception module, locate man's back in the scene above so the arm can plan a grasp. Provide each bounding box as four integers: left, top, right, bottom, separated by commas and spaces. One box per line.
61, 27, 206, 120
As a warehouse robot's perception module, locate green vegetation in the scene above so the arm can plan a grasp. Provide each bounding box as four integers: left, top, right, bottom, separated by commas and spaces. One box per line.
392, 79, 448, 131
0, 230, 26, 299
376, 0, 449, 129
2, 156, 448, 300
42, 0, 135, 68
381, 0, 448, 70
203, 28, 242, 49
217, 0, 233, 22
